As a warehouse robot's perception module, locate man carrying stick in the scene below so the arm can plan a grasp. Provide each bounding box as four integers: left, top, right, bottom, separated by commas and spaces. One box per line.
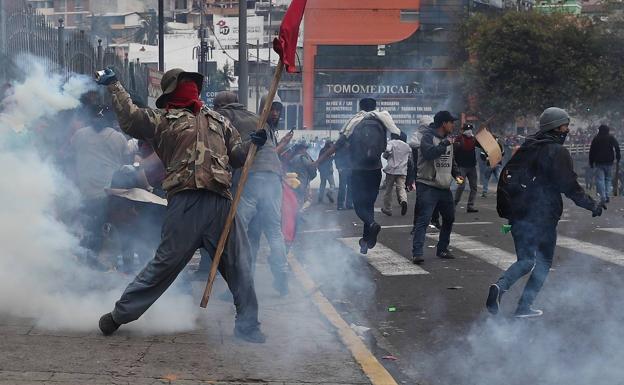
95, 67, 268, 343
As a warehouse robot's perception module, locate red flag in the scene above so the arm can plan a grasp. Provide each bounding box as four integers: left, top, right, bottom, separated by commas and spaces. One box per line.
273, 0, 307, 73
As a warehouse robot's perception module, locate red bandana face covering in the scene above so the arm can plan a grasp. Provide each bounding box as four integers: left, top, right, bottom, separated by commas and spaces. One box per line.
165, 81, 203, 114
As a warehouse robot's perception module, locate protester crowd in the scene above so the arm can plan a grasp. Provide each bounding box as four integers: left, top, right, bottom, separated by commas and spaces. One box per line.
11, 65, 619, 340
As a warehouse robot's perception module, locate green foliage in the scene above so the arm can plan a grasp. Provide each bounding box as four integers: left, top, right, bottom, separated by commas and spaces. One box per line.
456, 11, 624, 122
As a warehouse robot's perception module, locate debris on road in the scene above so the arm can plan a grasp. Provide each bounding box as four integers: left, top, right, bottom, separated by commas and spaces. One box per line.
382, 355, 399, 361
388, 306, 397, 312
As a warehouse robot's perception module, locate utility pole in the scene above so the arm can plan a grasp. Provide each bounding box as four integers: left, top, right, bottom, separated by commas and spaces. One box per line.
238, 0, 248, 107
255, 39, 260, 113
197, 3, 208, 77
158, 0, 164, 72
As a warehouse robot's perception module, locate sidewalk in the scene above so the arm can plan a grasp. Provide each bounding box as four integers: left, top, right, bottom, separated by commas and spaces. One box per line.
0, 263, 372, 385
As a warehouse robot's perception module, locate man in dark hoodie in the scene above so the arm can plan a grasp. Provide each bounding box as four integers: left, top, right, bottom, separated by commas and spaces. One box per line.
487, 107, 605, 318
589, 124, 621, 203
213, 91, 293, 296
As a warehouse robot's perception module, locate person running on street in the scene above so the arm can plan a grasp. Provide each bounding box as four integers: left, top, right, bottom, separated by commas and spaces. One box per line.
412, 111, 463, 264
487, 107, 605, 318
382, 131, 411, 216
589, 124, 620, 204
316, 97, 401, 254
454, 123, 479, 213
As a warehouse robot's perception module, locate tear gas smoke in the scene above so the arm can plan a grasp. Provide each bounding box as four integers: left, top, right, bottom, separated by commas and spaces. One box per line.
0, 57, 199, 333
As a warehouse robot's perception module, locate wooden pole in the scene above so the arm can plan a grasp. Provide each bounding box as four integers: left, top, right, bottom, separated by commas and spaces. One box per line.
200, 60, 285, 308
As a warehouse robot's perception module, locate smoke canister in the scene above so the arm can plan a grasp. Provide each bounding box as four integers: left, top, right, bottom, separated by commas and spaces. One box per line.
501, 224, 512, 234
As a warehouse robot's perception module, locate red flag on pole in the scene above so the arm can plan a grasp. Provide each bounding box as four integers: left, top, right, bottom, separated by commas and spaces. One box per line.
273, 0, 307, 73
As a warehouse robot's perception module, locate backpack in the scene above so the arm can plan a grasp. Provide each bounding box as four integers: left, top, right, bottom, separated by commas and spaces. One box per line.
348, 117, 387, 169
496, 143, 545, 219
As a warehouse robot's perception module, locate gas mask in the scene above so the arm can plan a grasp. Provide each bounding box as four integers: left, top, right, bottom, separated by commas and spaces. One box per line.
555, 131, 568, 144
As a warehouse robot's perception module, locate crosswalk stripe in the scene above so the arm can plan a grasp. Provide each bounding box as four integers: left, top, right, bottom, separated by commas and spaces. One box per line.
557, 234, 624, 267
338, 237, 429, 276
381, 222, 492, 229
599, 227, 624, 236
428, 233, 517, 269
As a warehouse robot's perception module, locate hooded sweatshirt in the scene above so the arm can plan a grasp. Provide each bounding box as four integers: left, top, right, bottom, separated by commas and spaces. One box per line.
416, 126, 459, 190
589, 126, 621, 166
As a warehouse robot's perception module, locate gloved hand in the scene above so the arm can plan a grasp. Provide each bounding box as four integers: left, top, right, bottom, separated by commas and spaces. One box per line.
439, 139, 451, 147
592, 201, 607, 217
250, 129, 268, 147
96, 68, 118, 86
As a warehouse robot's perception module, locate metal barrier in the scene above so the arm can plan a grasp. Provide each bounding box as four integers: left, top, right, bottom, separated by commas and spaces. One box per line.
0, 1, 148, 103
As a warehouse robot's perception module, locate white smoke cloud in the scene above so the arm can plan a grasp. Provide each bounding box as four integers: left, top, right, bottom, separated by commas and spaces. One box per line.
0, 56, 199, 333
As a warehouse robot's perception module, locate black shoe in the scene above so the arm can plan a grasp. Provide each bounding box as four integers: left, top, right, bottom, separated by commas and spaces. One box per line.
366, 222, 382, 249
234, 325, 267, 343
401, 201, 408, 216
514, 307, 543, 318
467, 207, 479, 213
412, 255, 424, 264
381, 208, 393, 216
486, 284, 502, 315
99, 312, 120, 336
359, 238, 368, 255
437, 250, 455, 259
481, 192, 487, 198
431, 219, 441, 229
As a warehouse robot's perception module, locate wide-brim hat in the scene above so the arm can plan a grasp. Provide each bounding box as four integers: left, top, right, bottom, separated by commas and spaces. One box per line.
155, 68, 204, 108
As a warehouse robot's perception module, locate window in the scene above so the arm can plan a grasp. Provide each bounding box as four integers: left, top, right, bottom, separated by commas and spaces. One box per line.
175, 0, 188, 10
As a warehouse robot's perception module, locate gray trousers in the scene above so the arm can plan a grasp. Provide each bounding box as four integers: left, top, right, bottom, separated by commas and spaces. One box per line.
112, 190, 259, 330
454, 166, 478, 209
383, 174, 407, 212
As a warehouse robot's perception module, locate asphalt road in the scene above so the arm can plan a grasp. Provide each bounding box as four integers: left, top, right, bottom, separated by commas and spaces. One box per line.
296, 184, 624, 385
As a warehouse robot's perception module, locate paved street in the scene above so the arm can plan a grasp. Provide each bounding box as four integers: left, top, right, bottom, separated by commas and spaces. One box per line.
297, 184, 624, 385
2, 183, 624, 385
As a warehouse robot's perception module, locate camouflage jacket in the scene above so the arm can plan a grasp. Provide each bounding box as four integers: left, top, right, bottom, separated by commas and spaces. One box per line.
108, 81, 248, 199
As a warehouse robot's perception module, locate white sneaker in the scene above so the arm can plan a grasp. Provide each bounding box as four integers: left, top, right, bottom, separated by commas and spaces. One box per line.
514, 307, 543, 318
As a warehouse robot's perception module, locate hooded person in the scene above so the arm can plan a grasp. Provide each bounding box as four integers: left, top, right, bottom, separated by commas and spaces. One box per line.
94, 68, 269, 343
589, 124, 621, 203
316, 97, 401, 254
487, 107, 605, 318
212, 91, 292, 296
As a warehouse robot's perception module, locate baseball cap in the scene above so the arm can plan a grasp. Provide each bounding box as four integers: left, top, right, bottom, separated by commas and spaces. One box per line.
434, 111, 458, 127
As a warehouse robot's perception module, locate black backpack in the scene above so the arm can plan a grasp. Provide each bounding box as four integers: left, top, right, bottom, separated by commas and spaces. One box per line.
496, 143, 545, 219
348, 117, 387, 169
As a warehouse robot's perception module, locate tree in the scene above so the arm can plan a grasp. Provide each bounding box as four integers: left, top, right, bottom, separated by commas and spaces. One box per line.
455, 11, 624, 124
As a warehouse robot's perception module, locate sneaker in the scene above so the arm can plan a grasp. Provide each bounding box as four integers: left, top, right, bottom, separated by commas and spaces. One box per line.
430, 218, 441, 229
467, 207, 479, 213
99, 312, 120, 336
481, 192, 487, 198
401, 201, 408, 216
359, 238, 368, 255
514, 307, 543, 318
337, 206, 346, 211
437, 250, 455, 259
366, 222, 382, 249
412, 255, 424, 264
381, 208, 393, 216
234, 325, 267, 344
486, 284, 502, 315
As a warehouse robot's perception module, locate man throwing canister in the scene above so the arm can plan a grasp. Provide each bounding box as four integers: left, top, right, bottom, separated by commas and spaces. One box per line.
95, 68, 268, 343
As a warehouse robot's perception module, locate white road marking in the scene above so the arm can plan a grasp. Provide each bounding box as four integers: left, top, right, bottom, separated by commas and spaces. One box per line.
338, 237, 429, 276
428, 233, 517, 269
599, 227, 624, 236
557, 234, 624, 266
302, 228, 342, 233
381, 222, 493, 229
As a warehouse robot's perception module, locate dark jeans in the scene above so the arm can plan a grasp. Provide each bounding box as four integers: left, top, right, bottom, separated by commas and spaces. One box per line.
350, 169, 382, 239
337, 168, 353, 208
112, 190, 259, 330
454, 166, 478, 208
496, 220, 557, 310
412, 183, 455, 256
